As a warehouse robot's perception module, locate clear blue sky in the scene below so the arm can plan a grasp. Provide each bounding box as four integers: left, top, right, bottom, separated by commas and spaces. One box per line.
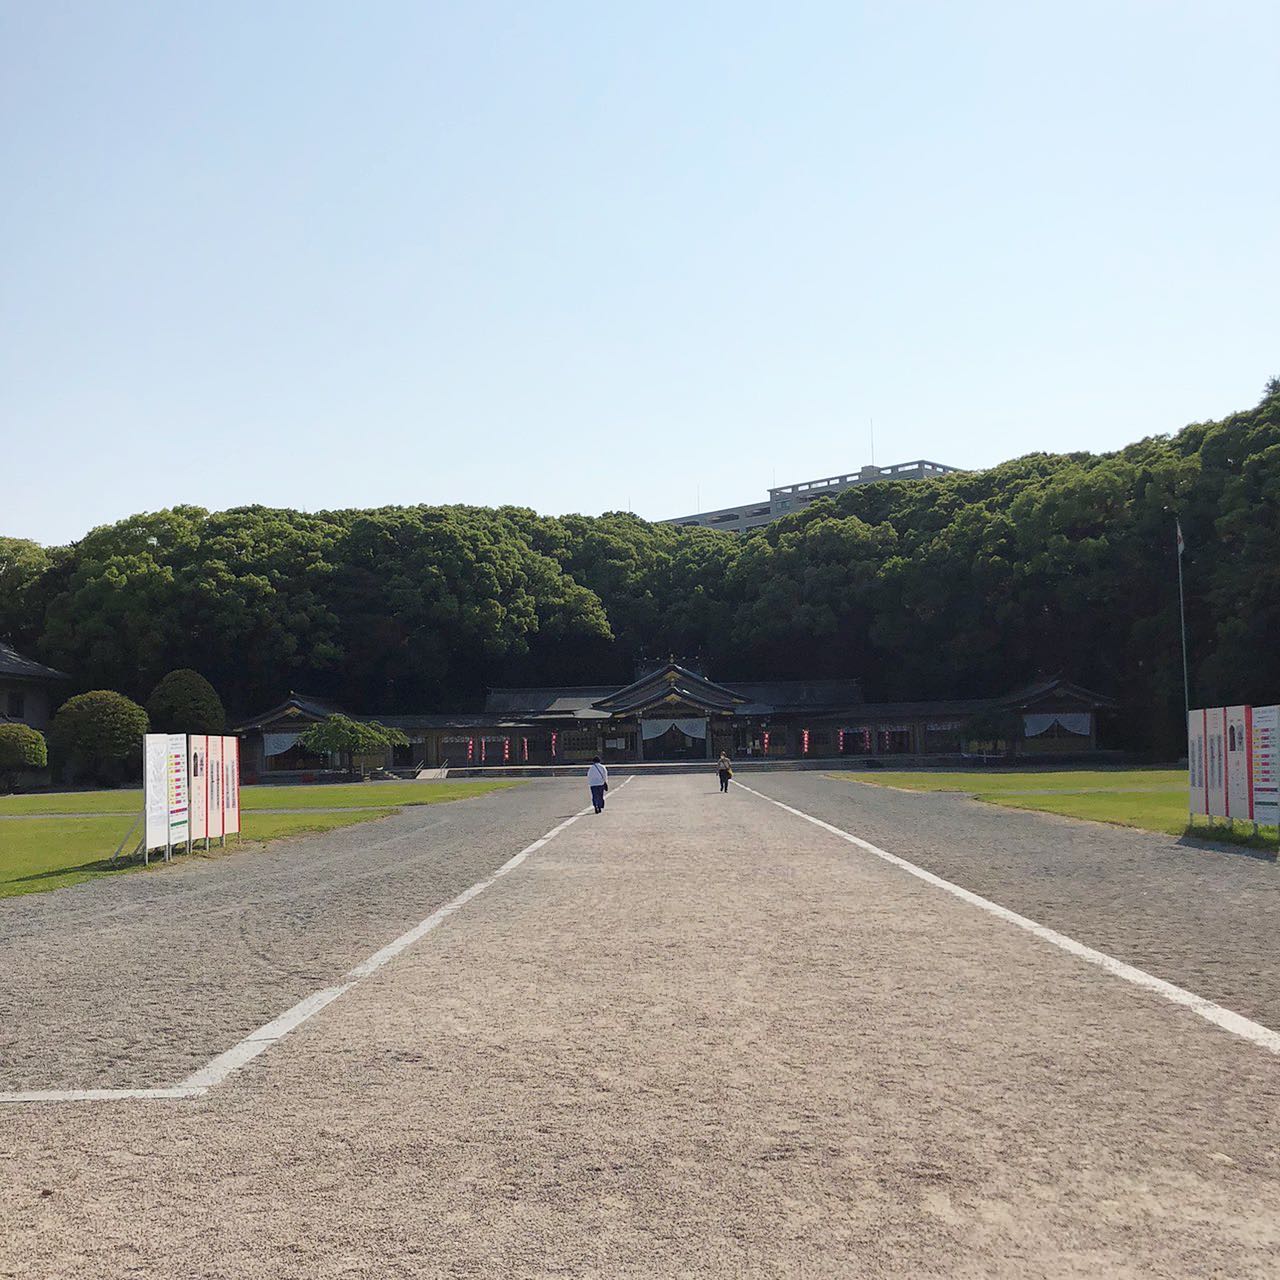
3, 1, 1277, 545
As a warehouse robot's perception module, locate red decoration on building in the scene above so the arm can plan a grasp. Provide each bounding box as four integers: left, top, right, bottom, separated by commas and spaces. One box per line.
838, 729, 845, 753
503, 737, 511, 763
467, 737, 474, 762
522, 736, 529, 762
802, 728, 810, 755
762, 730, 770, 755
551, 731, 558, 758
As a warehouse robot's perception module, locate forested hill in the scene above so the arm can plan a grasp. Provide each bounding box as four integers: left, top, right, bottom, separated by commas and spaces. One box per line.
2, 380, 1277, 751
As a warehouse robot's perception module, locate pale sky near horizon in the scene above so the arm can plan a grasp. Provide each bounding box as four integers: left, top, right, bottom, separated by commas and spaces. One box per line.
3, 1, 1277, 547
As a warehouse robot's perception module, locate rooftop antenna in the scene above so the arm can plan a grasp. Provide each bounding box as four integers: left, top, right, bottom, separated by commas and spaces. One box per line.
869, 417, 876, 467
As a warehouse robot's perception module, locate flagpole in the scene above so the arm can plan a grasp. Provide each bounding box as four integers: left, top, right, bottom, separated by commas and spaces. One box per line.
1176, 519, 1190, 721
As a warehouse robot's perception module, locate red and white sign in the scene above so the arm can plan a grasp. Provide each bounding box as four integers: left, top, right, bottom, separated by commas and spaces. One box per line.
189, 736, 209, 840
221, 736, 241, 836
1252, 706, 1279, 827
1192, 705, 1279, 825
1225, 705, 1252, 819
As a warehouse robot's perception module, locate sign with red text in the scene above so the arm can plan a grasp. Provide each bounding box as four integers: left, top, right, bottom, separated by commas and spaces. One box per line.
1252, 705, 1279, 826
221, 736, 241, 835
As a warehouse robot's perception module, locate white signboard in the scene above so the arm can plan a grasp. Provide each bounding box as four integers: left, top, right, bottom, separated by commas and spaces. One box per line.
189, 735, 209, 842
144, 733, 189, 852
1205, 709, 1227, 818
1188, 710, 1207, 816
221, 735, 241, 836
208, 735, 225, 839
1225, 705, 1252, 820
1252, 705, 1279, 827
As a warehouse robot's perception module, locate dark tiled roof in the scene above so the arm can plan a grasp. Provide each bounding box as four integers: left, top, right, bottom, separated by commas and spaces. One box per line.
725, 679, 863, 711
0, 642, 69, 682
995, 676, 1118, 710
484, 686, 617, 715
365, 713, 551, 731
592, 663, 744, 713
233, 692, 346, 731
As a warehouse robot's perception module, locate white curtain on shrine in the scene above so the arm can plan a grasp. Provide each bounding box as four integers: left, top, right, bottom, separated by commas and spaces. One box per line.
640, 718, 707, 740
263, 731, 303, 757
1023, 713, 1091, 737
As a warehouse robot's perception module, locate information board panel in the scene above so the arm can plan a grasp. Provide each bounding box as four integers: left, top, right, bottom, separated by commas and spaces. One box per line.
144, 733, 189, 851
1187, 710, 1208, 816
1205, 709, 1227, 818
221, 736, 241, 835
189, 735, 209, 842
1252, 705, 1279, 827
1225, 705, 1252, 820
207, 735, 225, 839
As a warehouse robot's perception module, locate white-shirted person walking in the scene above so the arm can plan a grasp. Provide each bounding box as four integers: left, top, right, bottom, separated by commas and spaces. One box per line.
587, 755, 609, 814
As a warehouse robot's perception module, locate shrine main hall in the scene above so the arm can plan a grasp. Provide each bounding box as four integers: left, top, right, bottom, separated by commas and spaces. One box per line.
235, 662, 1115, 779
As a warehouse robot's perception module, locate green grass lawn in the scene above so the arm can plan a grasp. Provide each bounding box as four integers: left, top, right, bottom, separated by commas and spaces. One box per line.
0, 778, 520, 816
0, 809, 396, 899
830, 768, 1277, 846
0, 778, 524, 899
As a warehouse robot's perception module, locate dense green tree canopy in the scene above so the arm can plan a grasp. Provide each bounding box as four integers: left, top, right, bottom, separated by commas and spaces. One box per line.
48, 691, 149, 782
0, 723, 47, 790
3, 380, 1277, 753
146, 669, 227, 735
298, 714, 409, 775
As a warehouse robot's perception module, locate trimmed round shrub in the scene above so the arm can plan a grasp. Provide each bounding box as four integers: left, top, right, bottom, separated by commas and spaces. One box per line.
0, 723, 47, 789
146, 669, 226, 734
49, 690, 149, 782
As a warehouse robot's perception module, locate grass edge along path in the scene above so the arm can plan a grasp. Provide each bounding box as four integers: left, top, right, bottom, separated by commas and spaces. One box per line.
829, 769, 1279, 850
0, 778, 521, 817
1, 780, 525, 899
0, 809, 395, 900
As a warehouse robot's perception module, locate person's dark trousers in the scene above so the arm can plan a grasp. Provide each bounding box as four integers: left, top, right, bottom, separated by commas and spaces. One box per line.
591, 784, 606, 812
719, 771, 730, 793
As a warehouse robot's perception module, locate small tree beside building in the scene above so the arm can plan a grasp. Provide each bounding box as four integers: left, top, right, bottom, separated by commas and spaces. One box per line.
297, 715, 408, 778
146, 669, 226, 734
0, 723, 47, 791
49, 690, 149, 784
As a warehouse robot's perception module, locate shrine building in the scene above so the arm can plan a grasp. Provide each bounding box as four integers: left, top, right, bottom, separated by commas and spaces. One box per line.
234, 662, 1115, 779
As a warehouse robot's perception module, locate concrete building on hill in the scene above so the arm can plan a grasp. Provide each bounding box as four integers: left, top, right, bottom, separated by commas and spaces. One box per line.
234, 662, 1114, 779
664, 460, 962, 534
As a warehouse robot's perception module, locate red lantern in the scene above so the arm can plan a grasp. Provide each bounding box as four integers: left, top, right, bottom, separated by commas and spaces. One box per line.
762, 730, 770, 755
467, 737, 474, 762
503, 737, 511, 763
522, 736, 529, 761
551, 731, 558, 758
802, 728, 810, 755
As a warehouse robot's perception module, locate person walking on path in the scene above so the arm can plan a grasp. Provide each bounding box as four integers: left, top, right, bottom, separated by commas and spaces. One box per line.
717, 753, 733, 793
587, 756, 609, 813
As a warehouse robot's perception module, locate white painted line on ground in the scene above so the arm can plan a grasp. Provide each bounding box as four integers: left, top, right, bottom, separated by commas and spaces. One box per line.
733, 779, 1280, 1057
0, 1087, 206, 1103
0, 777, 633, 1106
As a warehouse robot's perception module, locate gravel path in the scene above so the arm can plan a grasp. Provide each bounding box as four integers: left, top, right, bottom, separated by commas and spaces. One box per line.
754, 772, 1280, 1030
3, 773, 1279, 1277
0, 781, 578, 1091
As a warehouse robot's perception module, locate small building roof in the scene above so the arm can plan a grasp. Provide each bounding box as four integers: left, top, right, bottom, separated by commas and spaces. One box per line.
233, 691, 346, 731
593, 665, 745, 715
0, 642, 69, 683
995, 676, 1118, 711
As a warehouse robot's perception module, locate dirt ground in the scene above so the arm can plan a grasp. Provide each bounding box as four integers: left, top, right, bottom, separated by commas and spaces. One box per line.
2, 773, 1278, 1277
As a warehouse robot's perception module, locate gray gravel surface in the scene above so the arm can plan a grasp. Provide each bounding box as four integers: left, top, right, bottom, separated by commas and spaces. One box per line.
3, 773, 1279, 1278
0, 781, 578, 1091
749, 772, 1280, 1031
